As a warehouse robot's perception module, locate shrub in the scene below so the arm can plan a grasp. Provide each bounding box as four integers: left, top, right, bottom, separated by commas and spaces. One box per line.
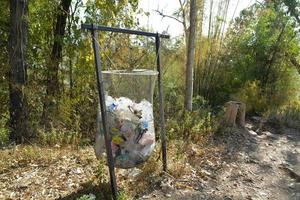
95, 159, 107, 183
166, 96, 219, 142
77, 194, 96, 200
234, 81, 268, 113
270, 100, 300, 130
0, 112, 9, 146
38, 128, 81, 146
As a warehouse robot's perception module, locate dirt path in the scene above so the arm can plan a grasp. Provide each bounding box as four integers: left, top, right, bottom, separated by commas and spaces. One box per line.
144, 124, 300, 200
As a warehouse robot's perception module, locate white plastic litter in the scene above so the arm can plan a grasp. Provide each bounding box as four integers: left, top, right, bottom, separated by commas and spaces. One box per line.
95, 95, 155, 168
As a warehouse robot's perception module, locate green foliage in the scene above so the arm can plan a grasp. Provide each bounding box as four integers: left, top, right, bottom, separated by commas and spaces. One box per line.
85, 0, 138, 27
0, 0, 9, 117
0, 0, 143, 143
76, 194, 96, 200
1, 0, 299, 146
270, 100, 300, 129
167, 96, 218, 141
38, 128, 81, 146
95, 159, 107, 183
0, 112, 9, 146
201, 1, 300, 114
22, 145, 42, 160
117, 190, 131, 200
234, 81, 268, 113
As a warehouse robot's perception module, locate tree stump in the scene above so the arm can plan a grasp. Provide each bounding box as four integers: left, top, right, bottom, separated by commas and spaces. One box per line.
225, 101, 246, 127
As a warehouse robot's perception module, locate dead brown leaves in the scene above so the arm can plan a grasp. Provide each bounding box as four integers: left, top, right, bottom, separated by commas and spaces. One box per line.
0, 137, 227, 199
0, 145, 98, 199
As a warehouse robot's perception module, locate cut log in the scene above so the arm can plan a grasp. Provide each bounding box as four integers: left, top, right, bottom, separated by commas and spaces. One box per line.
225, 101, 246, 127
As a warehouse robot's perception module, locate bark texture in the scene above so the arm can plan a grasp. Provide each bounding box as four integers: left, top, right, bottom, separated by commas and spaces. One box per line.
8, 0, 30, 143
43, 0, 72, 128
185, 0, 197, 111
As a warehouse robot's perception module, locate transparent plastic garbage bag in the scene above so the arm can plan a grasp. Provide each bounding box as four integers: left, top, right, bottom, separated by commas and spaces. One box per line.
94, 69, 158, 169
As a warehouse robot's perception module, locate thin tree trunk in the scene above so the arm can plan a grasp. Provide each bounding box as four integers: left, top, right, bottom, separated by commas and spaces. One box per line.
207, 0, 231, 99
179, 0, 188, 43
8, 0, 30, 143
199, 0, 214, 97
219, 0, 231, 42
214, 0, 223, 39
261, 23, 286, 88
69, 59, 73, 97
66, 1, 79, 98
197, 0, 205, 39
43, 0, 71, 128
207, 0, 214, 39
185, 0, 197, 111
290, 57, 300, 74
194, 0, 205, 95
229, 0, 240, 27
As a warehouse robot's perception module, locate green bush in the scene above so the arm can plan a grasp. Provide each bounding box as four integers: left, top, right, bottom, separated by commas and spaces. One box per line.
270, 100, 300, 130
234, 76, 300, 115
95, 159, 107, 183
76, 194, 96, 200
234, 81, 268, 113
38, 128, 81, 146
166, 96, 219, 142
0, 112, 9, 146
117, 190, 131, 200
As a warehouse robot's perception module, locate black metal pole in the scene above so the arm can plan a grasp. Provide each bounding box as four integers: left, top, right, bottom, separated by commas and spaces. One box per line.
155, 33, 167, 171
82, 23, 170, 39
91, 25, 118, 200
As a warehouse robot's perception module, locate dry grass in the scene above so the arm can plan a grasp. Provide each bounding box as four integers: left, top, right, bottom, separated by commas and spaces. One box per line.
0, 136, 220, 199
0, 145, 98, 199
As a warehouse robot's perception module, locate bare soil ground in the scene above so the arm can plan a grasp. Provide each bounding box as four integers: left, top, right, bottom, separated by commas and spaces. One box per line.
143, 123, 300, 200
0, 121, 299, 200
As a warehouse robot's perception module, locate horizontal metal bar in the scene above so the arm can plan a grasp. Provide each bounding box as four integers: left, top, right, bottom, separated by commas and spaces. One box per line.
81, 24, 170, 39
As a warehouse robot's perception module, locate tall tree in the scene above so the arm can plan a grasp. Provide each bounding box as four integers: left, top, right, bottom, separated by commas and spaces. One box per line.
8, 0, 30, 143
184, 0, 197, 111
155, 0, 198, 111
43, 0, 72, 128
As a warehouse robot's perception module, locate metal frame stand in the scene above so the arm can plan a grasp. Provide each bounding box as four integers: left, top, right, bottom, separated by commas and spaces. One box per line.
82, 24, 170, 200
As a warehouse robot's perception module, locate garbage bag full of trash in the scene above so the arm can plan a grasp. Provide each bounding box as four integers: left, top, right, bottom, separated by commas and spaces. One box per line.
95, 95, 155, 169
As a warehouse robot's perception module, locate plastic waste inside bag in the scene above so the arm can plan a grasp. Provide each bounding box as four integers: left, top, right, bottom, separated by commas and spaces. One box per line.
94, 69, 158, 169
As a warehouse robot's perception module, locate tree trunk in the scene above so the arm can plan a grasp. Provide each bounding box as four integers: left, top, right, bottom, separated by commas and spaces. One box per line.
207, 0, 214, 40
178, 0, 188, 44
290, 57, 300, 74
43, 0, 71, 128
69, 59, 73, 97
194, 0, 205, 95
8, 0, 30, 143
184, 0, 197, 111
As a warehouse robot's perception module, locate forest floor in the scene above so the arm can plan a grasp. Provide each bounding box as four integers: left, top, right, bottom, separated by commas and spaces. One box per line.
0, 120, 299, 200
